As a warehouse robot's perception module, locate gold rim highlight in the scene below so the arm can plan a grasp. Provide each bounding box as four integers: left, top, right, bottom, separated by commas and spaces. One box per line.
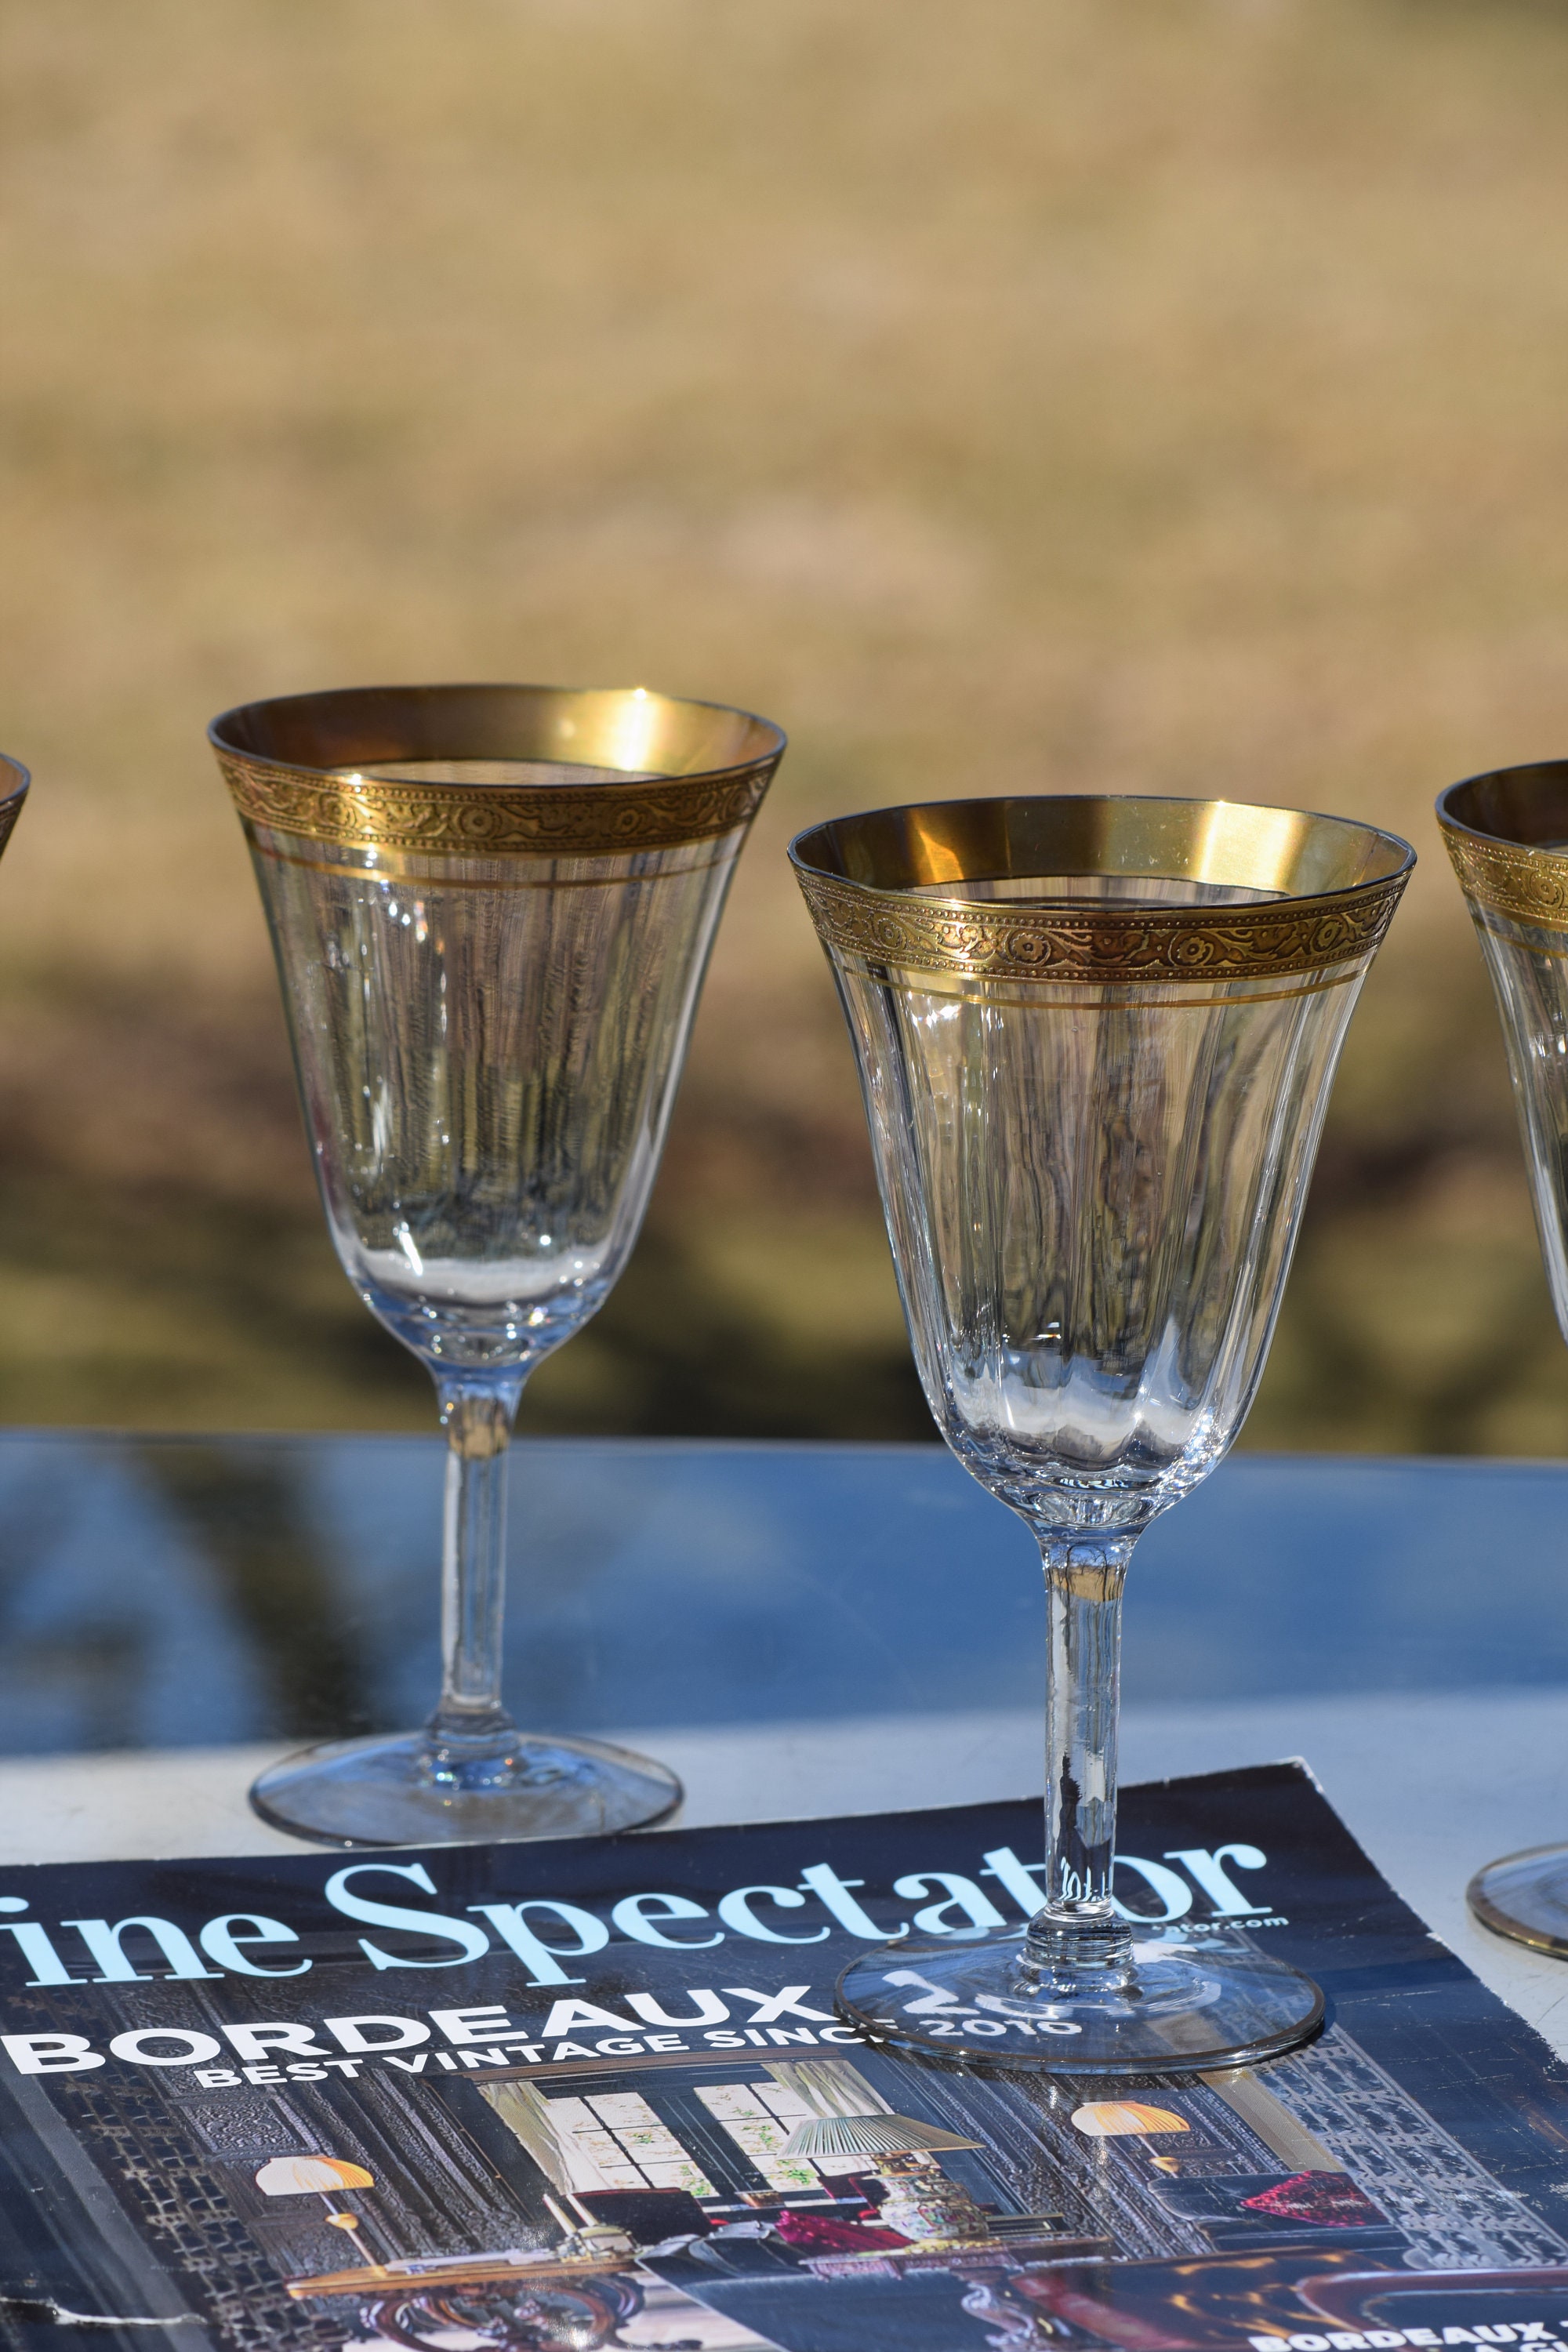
792, 794, 1412, 985
211, 684, 785, 860
1438, 764, 1568, 931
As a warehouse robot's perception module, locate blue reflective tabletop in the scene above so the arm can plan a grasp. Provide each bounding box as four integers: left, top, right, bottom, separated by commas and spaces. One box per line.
0, 1432, 1559, 1756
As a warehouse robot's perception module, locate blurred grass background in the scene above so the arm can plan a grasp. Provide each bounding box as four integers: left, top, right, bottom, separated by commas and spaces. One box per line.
0, 0, 1565, 1452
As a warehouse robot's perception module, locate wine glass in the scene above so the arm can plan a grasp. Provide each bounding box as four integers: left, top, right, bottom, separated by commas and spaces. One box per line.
1439, 760, 1568, 1955
791, 791, 1411, 2072
212, 683, 784, 1846
0, 760, 27, 859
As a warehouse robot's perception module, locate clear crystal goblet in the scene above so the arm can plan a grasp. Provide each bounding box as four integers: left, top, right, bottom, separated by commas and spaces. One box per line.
212, 683, 784, 1846
0, 760, 28, 866
1440, 761, 1568, 1955
792, 792, 1411, 2071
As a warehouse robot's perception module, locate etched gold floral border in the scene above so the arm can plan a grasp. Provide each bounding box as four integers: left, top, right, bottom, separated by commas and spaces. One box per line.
217, 753, 776, 858
1441, 822, 1568, 932
794, 866, 1407, 985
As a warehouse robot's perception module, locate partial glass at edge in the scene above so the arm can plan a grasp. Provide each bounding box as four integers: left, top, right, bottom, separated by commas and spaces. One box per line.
0, 760, 27, 868
212, 684, 782, 1846
792, 794, 1412, 2072
1440, 761, 1568, 1956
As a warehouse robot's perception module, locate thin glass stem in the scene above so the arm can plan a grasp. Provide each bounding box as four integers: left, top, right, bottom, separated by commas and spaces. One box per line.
430, 1374, 524, 1744
1022, 1530, 1138, 1991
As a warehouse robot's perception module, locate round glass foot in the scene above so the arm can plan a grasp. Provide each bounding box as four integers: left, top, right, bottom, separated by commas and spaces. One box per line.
249, 1727, 682, 1847
836, 1929, 1325, 2074
1468, 1843, 1568, 1956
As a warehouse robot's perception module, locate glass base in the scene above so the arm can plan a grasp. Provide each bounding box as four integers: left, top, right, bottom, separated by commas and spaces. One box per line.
836, 1927, 1325, 2074
249, 1726, 682, 1847
1468, 1843, 1568, 1956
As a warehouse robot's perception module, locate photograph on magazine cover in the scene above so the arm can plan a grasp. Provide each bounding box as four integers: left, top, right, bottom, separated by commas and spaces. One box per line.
0, 1764, 1565, 2352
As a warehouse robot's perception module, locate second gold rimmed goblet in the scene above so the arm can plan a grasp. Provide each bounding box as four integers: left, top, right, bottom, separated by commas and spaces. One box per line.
213, 683, 784, 1846
793, 792, 1411, 2071
1440, 761, 1568, 1954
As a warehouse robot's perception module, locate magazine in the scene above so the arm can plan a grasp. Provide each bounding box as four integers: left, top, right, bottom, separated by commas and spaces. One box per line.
0, 1761, 1565, 2352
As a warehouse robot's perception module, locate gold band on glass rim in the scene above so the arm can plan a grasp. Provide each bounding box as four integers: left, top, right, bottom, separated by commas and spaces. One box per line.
0, 759, 27, 862
1438, 763, 1568, 931
210, 684, 786, 859
790, 794, 1413, 985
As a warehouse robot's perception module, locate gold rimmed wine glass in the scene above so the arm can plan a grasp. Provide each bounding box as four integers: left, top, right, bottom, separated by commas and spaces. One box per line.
792, 791, 1410, 2072
1440, 761, 1568, 1955
0, 761, 27, 859
212, 683, 784, 1846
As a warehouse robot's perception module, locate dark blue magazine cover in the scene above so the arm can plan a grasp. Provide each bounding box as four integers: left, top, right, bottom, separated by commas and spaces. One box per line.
0, 1761, 1563, 2352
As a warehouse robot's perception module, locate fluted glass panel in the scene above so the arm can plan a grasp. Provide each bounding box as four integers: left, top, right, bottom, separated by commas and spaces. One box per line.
834, 896, 1361, 1532
252, 807, 738, 1376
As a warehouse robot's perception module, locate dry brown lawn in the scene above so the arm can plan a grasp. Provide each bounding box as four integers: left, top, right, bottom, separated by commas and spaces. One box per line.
0, 0, 1566, 1449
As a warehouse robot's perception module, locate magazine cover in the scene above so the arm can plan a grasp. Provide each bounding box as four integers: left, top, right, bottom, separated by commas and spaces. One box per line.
0, 1762, 1564, 2352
